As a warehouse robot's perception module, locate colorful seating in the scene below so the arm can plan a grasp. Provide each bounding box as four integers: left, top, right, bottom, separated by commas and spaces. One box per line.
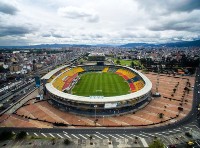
52, 67, 84, 91
116, 69, 136, 79
102, 67, 109, 72
134, 80, 145, 91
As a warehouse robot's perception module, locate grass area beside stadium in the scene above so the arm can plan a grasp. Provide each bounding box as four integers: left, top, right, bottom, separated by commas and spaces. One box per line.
72, 72, 130, 97
113, 59, 142, 67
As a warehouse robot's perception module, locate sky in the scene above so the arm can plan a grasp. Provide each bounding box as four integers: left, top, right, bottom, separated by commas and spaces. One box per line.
0, 0, 200, 46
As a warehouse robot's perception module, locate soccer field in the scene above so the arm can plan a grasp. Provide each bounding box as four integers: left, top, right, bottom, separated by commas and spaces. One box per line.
72, 72, 130, 97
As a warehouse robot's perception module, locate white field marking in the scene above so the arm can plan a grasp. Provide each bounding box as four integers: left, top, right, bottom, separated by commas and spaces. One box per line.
176, 136, 185, 143
139, 137, 149, 147
123, 134, 133, 139
86, 134, 95, 139
93, 134, 103, 139
115, 134, 124, 139
167, 130, 177, 134
63, 131, 68, 134
64, 134, 71, 139
34, 133, 39, 137
71, 134, 80, 139
57, 134, 63, 139
184, 127, 193, 130
79, 134, 87, 140
108, 134, 118, 139
139, 134, 149, 138
141, 132, 155, 137
161, 131, 168, 134
196, 141, 200, 147
154, 133, 164, 136
49, 133, 55, 138
161, 136, 173, 145
97, 133, 108, 139
169, 137, 177, 145
130, 134, 140, 138
41, 133, 47, 137
173, 129, 181, 132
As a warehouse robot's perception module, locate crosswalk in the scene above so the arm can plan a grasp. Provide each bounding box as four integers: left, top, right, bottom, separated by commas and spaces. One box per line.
30, 132, 150, 140
27, 124, 200, 146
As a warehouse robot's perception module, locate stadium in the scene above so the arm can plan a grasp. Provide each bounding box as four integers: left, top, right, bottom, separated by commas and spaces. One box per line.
42, 65, 152, 117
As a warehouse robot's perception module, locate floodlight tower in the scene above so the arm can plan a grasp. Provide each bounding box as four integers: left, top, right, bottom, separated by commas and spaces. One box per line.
154, 64, 161, 97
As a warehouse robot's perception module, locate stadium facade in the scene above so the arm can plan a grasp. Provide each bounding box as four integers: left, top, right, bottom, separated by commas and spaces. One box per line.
42, 65, 152, 117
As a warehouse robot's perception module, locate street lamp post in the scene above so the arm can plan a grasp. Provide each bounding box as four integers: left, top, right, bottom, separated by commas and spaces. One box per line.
94, 105, 97, 121
103, 115, 104, 126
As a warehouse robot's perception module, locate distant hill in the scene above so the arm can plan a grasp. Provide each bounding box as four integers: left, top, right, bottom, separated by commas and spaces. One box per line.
0, 39, 200, 49
0, 44, 92, 49
119, 43, 156, 47
161, 39, 200, 47
120, 39, 200, 48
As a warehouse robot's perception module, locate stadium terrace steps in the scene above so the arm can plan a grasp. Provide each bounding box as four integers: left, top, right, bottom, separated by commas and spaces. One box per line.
52, 67, 84, 91
115, 69, 145, 92
116, 69, 136, 79
62, 74, 78, 90
129, 83, 136, 92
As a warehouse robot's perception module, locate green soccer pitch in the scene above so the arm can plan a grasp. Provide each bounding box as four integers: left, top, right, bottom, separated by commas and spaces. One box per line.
72, 72, 130, 97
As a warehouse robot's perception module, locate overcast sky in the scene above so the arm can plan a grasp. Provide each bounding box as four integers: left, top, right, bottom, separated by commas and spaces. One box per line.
0, 0, 200, 46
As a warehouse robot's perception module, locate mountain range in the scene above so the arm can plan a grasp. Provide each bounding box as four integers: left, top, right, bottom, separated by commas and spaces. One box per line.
0, 39, 200, 49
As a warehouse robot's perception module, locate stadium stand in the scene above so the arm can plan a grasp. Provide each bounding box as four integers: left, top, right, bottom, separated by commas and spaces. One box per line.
108, 67, 117, 72
114, 68, 145, 92
43, 65, 152, 117
52, 67, 84, 91
62, 73, 78, 90
102, 67, 109, 72
116, 69, 136, 79
134, 80, 145, 90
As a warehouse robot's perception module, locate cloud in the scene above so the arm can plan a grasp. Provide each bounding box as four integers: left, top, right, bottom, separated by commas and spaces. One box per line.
41, 31, 70, 38
170, 0, 200, 12
0, 1, 18, 15
136, 0, 200, 15
58, 6, 99, 23
0, 25, 35, 37
0, 0, 199, 45
149, 22, 192, 31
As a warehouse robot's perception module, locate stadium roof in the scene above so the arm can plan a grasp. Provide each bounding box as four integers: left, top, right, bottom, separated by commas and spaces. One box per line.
41, 65, 69, 80
88, 52, 105, 57
45, 65, 152, 103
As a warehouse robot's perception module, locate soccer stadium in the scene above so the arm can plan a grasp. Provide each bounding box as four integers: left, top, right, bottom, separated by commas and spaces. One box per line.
42, 65, 152, 117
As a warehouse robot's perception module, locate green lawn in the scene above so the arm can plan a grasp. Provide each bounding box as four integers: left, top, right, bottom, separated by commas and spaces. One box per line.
72, 72, 130, 97
113, 59, 142, 67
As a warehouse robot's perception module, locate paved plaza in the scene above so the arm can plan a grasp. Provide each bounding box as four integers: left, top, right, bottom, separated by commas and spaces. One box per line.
0, 72, 195, 128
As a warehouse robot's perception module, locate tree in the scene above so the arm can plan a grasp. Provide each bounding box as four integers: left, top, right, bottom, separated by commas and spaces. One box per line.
131, 61, 135, 68
89, 135, 93, 145
0, 131, 14, 141
16, 131, 27, 140
116, 59, 121, 65
149, 139, 165, 148
64, 139, 71, 145
158, 113, 164, 119
52, 138, 56, 145
134, 136, 138, 144
108, 136, 112, 144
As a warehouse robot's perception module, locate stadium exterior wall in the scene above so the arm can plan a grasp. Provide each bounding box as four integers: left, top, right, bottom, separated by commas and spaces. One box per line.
42, 65, 152, 117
